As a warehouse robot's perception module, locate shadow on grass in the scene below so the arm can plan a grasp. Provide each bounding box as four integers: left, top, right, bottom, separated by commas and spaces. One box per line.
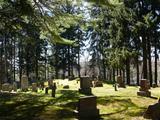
0, 93, 50, 120
0, 90, 80, 120
98, 96, 146, 119
0, 90, 149, 120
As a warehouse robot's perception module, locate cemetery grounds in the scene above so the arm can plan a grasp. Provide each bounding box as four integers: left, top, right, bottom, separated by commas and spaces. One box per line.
0, 79, 160, 120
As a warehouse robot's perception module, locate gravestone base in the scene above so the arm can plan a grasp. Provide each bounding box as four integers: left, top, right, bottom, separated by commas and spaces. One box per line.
79, 88, 92, 95
118, 84, 126, 88
137, 91, 151, 97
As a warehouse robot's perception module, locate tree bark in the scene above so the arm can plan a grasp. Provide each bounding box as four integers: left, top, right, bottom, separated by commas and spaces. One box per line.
126, 58, 130, 85
68, 46, 70, 77
102, 58, 106, 80
55, 45, 58, 79
136, 55, 139, 85
147, 39, 152, 87
142, 36, 148, 79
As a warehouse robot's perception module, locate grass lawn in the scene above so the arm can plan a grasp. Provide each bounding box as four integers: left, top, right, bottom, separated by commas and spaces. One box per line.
0, 80, 160, 120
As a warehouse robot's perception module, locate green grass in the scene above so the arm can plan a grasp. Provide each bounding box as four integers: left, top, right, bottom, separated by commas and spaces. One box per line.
0, 80, 160, 120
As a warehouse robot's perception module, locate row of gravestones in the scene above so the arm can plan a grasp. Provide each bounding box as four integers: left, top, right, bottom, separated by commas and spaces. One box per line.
0, 75, 38, 92
1, 75, 158, 119
78, 77, 160, 120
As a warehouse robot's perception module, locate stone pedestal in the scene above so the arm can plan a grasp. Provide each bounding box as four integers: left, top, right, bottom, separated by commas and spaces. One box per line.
21, 75, 29, 91
32, 83, 37, 92
76, 96, 99, 119
117, 75, 125, 88
137, 79, 151, 97
79, 76, 92, 95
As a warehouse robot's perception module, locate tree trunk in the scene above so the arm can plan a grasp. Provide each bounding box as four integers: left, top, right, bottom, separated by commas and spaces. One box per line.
13, 39, 16, 82
142, 36, 148, 79
102, 58, 106, 80
55, 45, 58, 79
126, 58, 130, 85
112, 68, 115, 82
18, 39, 22, 86
35, 49, 38, 82
68, 46, 70, 77
136, 55, 139, 85
0, 38, 3, 89
4, 36, 8, 82
123, 68, 125, 84
148, 39, 152, 87
78, 46, 81, 78
26, 45, 30, 80
45, 48, 47, 81
154, 37, 158, 85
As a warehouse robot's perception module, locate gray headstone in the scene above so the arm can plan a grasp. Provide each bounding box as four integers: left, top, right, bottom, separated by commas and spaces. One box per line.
79, 76, 92, 95
21, 75, 29, 91
137, 79, 151, 97
12, 82, 17, 91
2, 83, 12, 92
116, 75, 125, 88
32, 83, 37, 92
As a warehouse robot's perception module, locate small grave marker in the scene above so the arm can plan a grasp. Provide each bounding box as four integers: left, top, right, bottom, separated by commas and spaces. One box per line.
116, 75, 125, 88
21, 75, 29, 91
137, 79, 151, 97
32, 83, 37, 92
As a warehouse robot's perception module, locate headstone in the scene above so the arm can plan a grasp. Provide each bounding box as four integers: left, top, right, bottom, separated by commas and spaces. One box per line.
152, 83, 158, 88
48, 80, 53, 88
63, 85, 69, 89
2, 83, 12, 92
69, 75, 74, 80
79, 76, 92, 95
21, 75, 29, 91
12, 82, 17, 91
137, 79, 151, 97
51, 83, 56, 97
116, 75, 125, 88
32, 83, 37, 92
76, 96, 99, 119
39, 82, 44, 90
92, 80, 103, 87
143, 99, 160, 119
45, 87, 48, 94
